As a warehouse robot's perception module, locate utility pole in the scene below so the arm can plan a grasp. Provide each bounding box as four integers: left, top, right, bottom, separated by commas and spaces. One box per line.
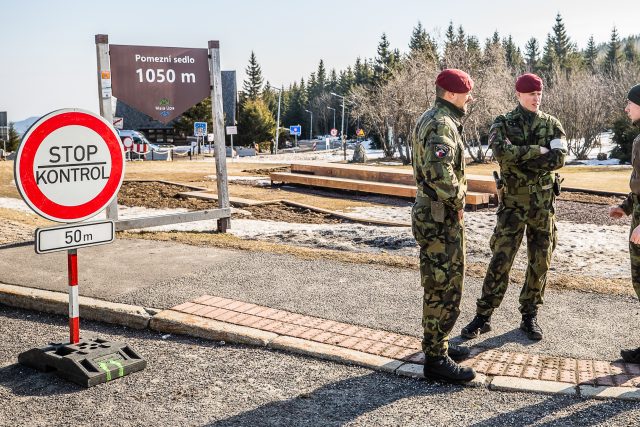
331, 92, 346, 161
327, 106, 336, 130
274, 86, 282, 155
304, 109, 313, 141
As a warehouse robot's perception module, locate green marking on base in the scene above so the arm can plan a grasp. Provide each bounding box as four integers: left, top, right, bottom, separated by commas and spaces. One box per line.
98, 362, 112, 381
109, 359, 124, 378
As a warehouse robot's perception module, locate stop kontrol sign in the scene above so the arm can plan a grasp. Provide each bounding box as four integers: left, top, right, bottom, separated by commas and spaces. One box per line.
14, 109, 125, 222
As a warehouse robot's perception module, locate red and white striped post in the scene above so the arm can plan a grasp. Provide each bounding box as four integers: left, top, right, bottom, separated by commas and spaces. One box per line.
67, 249, 80, 344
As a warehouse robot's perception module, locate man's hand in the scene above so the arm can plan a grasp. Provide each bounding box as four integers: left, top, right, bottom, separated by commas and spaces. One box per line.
457, 209, 464, 222
609, 206, 626, 219
539, 147, 550, 155
631, 225, 640, 245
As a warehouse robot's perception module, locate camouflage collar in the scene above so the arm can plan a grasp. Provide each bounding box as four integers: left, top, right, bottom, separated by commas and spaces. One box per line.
435, 98, 465, 122
516, 104, 540, 122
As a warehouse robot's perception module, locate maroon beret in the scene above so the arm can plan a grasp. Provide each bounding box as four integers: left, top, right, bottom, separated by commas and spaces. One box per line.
516, 73, 543, 93
435, 69, 474, 94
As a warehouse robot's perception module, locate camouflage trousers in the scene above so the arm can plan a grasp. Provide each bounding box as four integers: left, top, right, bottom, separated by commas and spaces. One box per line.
411, 198, 465, 357
477, 192, 557, 317
629, 197, 640, 299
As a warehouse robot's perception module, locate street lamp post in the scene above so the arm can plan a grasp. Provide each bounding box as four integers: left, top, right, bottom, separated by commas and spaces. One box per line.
327, 106, 336, 131
304, 109, 313, 142
273, 86, 283, 155
331, 92, 346, 161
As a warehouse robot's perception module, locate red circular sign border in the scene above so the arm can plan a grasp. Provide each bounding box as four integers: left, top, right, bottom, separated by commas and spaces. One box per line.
15, 109, 124, 222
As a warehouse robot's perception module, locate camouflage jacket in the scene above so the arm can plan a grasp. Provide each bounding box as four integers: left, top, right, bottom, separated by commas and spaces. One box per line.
412, 98, 467, 211
490, 105, 566, 190
620, 130, 640, 215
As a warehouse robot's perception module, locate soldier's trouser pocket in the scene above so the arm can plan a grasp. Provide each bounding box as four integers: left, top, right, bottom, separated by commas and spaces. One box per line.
630, 203, 640, 300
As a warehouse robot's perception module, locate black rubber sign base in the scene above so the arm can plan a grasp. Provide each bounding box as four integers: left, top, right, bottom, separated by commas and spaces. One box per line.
18, 338, 147, 387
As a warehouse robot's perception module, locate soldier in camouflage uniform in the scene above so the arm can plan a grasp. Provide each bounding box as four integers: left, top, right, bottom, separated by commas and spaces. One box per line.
610, 83, 640, 363
412, 69, 476, 383
462, 73, 567, 341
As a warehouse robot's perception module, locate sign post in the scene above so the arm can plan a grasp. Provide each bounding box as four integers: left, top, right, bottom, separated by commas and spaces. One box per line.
226, 125, 237, 159
209, 40, 231, 232
15, 109, 146, 387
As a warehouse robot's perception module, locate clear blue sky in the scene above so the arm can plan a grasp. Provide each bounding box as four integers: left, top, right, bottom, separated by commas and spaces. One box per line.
1, 0, 637, 121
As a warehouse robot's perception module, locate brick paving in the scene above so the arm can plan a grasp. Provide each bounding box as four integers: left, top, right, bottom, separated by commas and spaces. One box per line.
171, 295, 640, 387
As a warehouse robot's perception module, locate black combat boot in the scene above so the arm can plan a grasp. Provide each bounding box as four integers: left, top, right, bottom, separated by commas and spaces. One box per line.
448, 344, 471, 361
423, 354, 476, 383
621, 347, 640, 364
520, 314, 543, 340
461, 314, 492, 339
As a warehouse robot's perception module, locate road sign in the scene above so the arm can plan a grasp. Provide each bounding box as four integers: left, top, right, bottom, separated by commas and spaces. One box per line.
330, 128, 338, 137
194, 121, 207, 136
226, 126, 237, 135
14, 109, 125, 223
113, 117, 124, 129
122, 136, 133, 149
208, 133, 215, 142
289, 125, 301, 136
109, 45, 210, 123
357, 128, 365, 137
36, 220, 115, 254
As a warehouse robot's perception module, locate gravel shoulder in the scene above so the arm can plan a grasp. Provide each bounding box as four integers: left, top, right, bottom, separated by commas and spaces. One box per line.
2, 306, 640, 427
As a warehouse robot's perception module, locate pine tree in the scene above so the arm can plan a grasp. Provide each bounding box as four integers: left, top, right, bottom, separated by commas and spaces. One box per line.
524, 37, 540, 71
6, 123, 20, 152
327, 68, 338, 94
605, 27, 622, 73
409, 21, 427, 53
541, 33, 557, 72
624, 40, 638, 64
584, 35, 598, 71
503, 35, 523, 70
445, 22, 456, 47
374, 33, 396, 83
551, 13, 574, 67
354, 57, 373, 86
242, 51, 264, 100
237, 98, 276, 145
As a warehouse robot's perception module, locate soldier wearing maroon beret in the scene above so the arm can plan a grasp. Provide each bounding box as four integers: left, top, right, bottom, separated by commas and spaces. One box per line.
412, 68, 476, 383
462, 73, 567, 342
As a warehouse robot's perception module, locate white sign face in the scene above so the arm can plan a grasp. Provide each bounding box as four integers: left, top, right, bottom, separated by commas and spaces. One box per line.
32, 126, 112, 207
122, 136, 133, 148
330, 128, 338, 137
14, 109, 125, 223
35, 220, 115, 254
113, 117, 124, 129
226, 126, 237, 135
207, 133, 214, 142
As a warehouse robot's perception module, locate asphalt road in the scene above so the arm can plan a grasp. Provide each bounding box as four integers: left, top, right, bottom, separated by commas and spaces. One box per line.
2, 306, 640, 427
1, 239, 638, 361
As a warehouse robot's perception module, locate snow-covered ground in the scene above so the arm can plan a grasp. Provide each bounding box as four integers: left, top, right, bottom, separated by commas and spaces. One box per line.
0, 197, 629, 280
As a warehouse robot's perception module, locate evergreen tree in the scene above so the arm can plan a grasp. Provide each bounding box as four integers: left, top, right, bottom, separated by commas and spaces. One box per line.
6, 123, 20, 152
409, 21, 428, 53
503, 35, 523, 70
261, 82, 278, 117
327, 68, 339, 94
491, 31, 500, 46
237, 98, 276, 145
338, 67, 355, 95
584, 35, 598, 71
373, 33, 397, 83
242, 51, 264, 100
605, 27, 622, 73
551, 13, 573, 67
354, 57, 373, 86
173, 98, 212, 138
445, 22, 456, 47
524, 37, 540, 71
541, 33, 558, 72
624, 40, 638, 63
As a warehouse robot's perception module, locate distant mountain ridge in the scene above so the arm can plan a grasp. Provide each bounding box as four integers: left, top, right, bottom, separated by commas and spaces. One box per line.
13, 116, 39, 135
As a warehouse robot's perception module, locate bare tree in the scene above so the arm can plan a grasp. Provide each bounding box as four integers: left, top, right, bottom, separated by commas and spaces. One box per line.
544, 68, 613, 159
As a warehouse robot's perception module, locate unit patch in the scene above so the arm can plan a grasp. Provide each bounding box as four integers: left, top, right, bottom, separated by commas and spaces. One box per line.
434, 144, 450, 159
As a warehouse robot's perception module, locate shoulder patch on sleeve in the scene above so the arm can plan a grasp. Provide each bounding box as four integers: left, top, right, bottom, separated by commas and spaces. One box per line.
433, 144, 450, 159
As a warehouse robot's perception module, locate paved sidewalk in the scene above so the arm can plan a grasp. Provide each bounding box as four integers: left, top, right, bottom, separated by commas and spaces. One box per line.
162, 294, 640, 400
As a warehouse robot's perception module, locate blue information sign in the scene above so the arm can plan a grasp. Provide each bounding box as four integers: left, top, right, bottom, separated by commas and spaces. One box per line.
194, 122, 207, 137
289, 125, 301, 136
